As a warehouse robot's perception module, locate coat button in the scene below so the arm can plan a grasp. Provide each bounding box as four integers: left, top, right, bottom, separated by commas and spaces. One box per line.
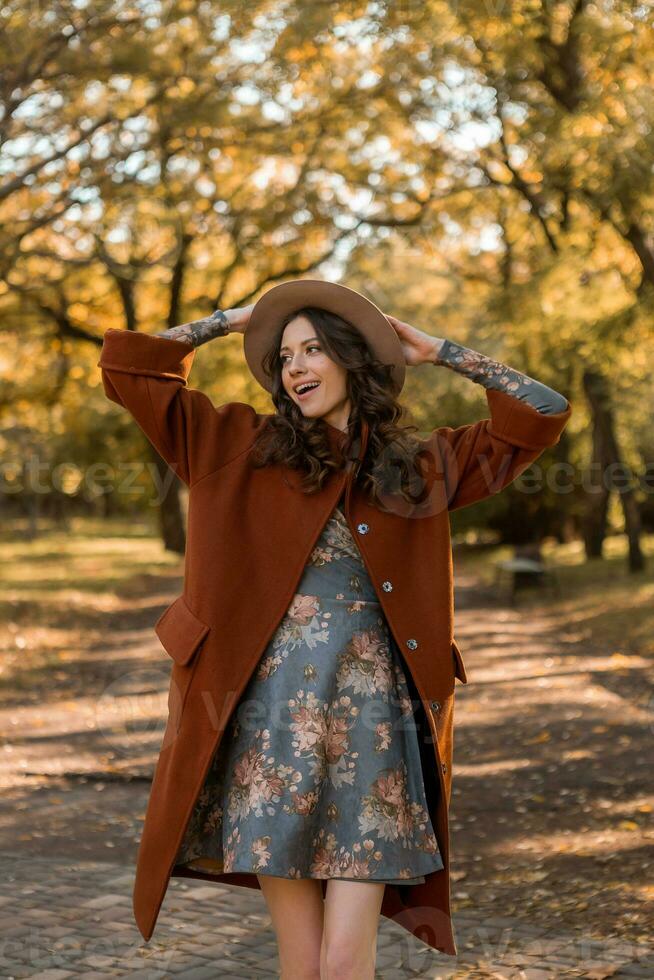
357, 522, 369, 534
441, 762, 447, 774
430, 699, 440, 711
382, 580, 393, 592
406, 638, 418, 650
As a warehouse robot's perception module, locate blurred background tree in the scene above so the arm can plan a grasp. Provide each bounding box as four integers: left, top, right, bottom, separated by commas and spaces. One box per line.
1, 0, 653, 569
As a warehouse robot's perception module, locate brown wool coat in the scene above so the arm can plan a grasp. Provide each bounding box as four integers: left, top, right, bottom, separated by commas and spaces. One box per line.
97, 328, 572, 956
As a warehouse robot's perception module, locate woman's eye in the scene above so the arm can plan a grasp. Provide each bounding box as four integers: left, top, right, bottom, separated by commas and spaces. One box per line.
281, 346, 320, 364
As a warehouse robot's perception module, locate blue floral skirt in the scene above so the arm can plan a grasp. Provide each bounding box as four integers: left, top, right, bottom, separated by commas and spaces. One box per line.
175, 502, 444, 884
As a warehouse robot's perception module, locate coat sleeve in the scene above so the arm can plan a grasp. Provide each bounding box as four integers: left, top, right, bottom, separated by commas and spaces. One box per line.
96, 328, 259, 487
432, 386, 572, 512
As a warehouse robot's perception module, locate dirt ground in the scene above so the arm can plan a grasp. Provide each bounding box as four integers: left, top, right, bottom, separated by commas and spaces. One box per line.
1, 528, 652, 971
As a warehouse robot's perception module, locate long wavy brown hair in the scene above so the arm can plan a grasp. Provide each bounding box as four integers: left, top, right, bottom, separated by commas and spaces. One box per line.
247, 306, 428, 504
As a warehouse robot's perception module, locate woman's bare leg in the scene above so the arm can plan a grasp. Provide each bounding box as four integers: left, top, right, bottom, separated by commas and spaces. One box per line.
321, 880, 386, 980
256, 874, 324, 980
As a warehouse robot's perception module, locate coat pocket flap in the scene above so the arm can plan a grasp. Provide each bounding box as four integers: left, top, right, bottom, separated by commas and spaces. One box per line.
452, 639, 468, 684
154, 595, 210, 666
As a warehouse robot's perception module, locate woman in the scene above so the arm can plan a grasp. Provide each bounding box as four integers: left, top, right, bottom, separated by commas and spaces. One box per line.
97, 279, 571, 976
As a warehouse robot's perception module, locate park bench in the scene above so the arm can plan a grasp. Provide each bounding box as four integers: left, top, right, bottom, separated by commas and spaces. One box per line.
494, 543, 561, 604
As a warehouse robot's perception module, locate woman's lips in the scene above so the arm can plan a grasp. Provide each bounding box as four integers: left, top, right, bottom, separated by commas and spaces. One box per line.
296, 383, 321, 401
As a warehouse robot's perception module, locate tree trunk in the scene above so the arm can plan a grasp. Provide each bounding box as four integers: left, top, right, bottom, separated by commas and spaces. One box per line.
582, 368, 644, 572
622, 490, 645, 573
583, 483, 610, 558
148, 445, 186, 555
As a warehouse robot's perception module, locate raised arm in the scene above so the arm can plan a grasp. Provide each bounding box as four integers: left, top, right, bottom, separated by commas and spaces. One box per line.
435, 339, 568, 415
384, 314, 572, 512
155, 309, 231, 346
97, 306, 257, 487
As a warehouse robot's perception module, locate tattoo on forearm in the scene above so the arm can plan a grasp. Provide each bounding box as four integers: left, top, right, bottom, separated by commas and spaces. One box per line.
155, 310, 230, 348
437, 339, 568, 415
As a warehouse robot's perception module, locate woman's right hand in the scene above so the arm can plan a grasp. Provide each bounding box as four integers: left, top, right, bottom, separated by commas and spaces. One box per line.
224, 304, 255, 334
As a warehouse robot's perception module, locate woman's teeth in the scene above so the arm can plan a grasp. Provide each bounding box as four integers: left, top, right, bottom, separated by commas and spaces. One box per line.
297, 383, 320, 400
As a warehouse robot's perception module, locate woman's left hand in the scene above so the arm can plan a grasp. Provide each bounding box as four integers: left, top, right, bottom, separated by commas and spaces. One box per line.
385, 314, 444, 367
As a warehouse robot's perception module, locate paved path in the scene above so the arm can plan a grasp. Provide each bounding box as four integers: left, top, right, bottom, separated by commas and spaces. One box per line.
0, 851, 651, 978
1, 564, 651, 977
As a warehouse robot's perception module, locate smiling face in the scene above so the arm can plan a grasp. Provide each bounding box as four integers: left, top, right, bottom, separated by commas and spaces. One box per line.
279, 315, 352, 431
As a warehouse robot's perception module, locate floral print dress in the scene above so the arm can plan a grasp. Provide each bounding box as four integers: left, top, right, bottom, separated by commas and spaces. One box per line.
175, 494, 444, 885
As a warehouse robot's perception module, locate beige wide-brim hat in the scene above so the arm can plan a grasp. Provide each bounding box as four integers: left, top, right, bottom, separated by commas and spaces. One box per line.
243, 278, 406, 396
